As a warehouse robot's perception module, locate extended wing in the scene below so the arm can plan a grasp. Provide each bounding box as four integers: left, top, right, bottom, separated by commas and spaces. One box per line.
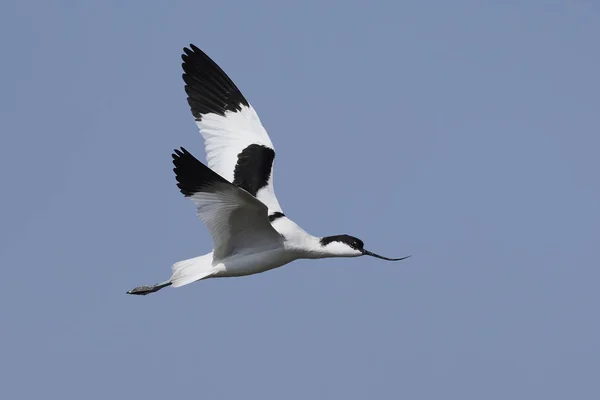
182, 44, 283, 214
173, 147, 283, 261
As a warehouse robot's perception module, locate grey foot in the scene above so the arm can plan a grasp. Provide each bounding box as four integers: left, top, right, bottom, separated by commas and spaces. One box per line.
127, 281, 172, 295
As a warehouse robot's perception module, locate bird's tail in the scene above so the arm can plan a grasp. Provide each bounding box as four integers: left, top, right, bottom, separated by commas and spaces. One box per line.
127, 253, 215, 295
170, 252, 216, 288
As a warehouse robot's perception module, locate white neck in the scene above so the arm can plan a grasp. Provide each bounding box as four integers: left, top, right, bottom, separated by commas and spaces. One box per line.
272, 217, 329, 258
295, 235, 331, 259
273, 216, 362, 259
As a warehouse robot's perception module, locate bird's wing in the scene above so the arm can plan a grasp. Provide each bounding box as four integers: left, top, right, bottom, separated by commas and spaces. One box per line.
181, 44, 283, 214
173, 147, 284, 261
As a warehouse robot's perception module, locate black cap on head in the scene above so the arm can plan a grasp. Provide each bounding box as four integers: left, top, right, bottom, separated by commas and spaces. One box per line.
320, 234, 410, 262
320, 234, 364, 250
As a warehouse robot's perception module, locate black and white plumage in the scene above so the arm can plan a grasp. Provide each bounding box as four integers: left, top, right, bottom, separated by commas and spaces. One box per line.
182, 44, 282, 214
127, 44, 409, 295
172, 147, 283, 261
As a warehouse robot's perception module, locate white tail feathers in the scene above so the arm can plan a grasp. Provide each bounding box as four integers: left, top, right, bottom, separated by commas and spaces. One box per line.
170, 252, 216, 287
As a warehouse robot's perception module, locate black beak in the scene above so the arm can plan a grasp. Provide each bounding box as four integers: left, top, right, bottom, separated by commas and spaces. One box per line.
361, 249, 411, 261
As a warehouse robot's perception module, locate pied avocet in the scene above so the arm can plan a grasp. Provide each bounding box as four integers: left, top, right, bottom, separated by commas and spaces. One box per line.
128, 45, 409, 295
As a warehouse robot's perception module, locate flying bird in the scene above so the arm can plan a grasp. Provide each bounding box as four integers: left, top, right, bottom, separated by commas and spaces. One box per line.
128, 44, 409, 295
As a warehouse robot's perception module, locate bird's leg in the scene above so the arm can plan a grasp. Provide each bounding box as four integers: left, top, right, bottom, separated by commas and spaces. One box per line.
127, 281, 172, 295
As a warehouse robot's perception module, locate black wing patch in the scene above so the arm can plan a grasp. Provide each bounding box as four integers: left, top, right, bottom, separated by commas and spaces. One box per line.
233, 144, 275, 197
172, 147, 229, 196
182, 44, 250, 120
268, 212, 285, 222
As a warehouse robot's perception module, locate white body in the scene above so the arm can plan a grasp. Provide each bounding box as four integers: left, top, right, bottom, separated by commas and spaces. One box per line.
170, 216, 338, 287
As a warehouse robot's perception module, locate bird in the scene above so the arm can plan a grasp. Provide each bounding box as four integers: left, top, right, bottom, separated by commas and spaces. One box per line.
127, 44, 410, 295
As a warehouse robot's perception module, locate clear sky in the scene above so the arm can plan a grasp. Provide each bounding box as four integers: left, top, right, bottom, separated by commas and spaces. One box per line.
1, 1, 599, 399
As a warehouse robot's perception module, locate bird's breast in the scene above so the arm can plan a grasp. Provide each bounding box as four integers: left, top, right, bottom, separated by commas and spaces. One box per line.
215, 248, 297, 277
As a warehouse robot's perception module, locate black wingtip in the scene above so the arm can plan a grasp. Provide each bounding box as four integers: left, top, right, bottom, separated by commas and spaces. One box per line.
181, 44, 249, 119
172, 147, 228, 197
172, 147, 186, 158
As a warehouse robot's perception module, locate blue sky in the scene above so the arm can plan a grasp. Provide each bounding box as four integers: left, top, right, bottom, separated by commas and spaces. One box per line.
1, 1, 599, 399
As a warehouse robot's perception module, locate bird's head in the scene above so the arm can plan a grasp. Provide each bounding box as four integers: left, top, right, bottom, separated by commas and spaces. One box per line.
319, 234, 410, 261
